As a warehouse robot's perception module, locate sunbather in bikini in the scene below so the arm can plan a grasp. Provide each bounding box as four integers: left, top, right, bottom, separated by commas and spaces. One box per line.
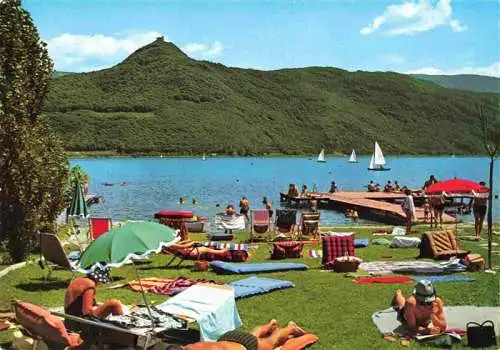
391, 280, 447, 335
168, 241, 231, 257
175, 319, 307, 350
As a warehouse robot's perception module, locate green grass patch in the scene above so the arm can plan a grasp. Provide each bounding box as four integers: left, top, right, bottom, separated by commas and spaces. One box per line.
0, 225, 499, 349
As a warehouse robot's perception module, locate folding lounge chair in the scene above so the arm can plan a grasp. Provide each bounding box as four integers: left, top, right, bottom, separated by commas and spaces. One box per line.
163, 243, 248, 267
250, 209, 271, 241
274, 209, 298, 240
38, 232, 78, 281
88, 217, 112, 240
12, 300, 84, 349
299, 212, 320, 240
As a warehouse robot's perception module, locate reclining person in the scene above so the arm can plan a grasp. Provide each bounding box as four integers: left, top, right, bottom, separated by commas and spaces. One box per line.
168, 240, 231, 258
391, 280, 447, 335
65, 271, 124, 319
178, 319, 307, 350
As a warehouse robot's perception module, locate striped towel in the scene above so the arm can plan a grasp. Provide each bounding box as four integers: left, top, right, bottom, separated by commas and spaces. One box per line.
308, 249, 323, 258
201, 242, 258, 250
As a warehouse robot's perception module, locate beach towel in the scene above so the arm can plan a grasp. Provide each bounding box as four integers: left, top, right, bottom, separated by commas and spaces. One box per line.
372, 306, 500, 336
210, 261, 308, 274
128, 277, 224, 295
390, 236, 421, 248
308, 249, 322, 258
359, 261, 444, 275
391, 227, 407, 236
215, 213, 246, 231
371, 238, 391, 245
354, 276, 414, 284
228, 276, 294, 298
201, 242, 258, 251
411, 275, 476, 283
355, 239, 370, 248
158, 285, 242, 341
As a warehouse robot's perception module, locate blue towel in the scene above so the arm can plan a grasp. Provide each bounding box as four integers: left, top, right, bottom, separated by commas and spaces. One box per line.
210, 261, 308, 274
412, 275, 476, 283
229, 276, 294, 298
158, 285, 242, 341
355, 239, 369, 248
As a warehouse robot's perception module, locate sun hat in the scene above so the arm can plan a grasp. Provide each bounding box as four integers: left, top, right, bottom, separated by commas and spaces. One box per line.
413, 280, 436, 303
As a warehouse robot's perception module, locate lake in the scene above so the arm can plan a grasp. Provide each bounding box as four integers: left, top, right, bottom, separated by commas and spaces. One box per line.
72, 156, 500, 226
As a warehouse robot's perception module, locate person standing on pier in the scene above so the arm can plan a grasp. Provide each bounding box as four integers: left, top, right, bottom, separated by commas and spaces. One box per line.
402, 189, 416, 234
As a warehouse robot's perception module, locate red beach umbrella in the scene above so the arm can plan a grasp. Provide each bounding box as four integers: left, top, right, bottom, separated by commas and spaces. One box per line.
426, 178, 489, 195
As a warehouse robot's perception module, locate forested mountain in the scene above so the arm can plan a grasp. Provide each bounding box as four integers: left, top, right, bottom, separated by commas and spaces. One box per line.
44, 38, 499, 155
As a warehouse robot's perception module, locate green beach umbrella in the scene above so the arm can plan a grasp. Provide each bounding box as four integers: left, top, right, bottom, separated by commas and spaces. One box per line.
79, 221, 179, 269
67, 177, 88, 218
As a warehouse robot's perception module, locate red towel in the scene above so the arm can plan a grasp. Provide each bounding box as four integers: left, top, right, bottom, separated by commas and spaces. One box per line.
354, 276, 414, 284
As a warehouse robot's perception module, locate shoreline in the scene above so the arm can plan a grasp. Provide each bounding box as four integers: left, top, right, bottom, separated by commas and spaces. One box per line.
67, 151, 486, 159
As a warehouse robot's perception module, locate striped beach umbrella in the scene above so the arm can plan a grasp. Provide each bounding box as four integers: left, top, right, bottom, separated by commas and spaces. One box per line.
67, 177, 88, 218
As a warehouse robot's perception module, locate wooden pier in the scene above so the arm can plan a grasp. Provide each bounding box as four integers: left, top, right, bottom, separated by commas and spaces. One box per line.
280, 192, 456, 225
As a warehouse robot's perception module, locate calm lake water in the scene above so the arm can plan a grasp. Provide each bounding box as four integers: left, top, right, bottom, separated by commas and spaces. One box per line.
72, 156, 500, 226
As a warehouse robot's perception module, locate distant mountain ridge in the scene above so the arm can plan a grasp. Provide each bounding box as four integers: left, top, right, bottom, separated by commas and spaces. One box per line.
410, 74, 500, 93
53, 71, 74, 78
43, 38, 499, 155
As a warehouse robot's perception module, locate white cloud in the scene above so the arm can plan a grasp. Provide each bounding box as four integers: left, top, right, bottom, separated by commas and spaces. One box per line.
360, 0, 466, 36
406, 61, 500, 77
46, 31, 165, 71
181, 41, 223, 58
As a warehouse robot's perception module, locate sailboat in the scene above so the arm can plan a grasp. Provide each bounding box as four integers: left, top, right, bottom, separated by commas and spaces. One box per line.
368, 142, 390, 171
317, 149, 326, 163
348, 149, 358, 163
202, 153, 206, 161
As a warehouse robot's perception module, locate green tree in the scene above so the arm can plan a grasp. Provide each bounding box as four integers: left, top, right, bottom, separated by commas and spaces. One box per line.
0, 0, 68, 261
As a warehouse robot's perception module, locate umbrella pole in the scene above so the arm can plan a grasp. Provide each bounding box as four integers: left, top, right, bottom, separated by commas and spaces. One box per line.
132, 261, 155, 328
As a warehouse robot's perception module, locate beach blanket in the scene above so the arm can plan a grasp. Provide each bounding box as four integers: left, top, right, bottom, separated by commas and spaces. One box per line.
210, 261, 308, 274
158, 285, 242, 341
372, 306, 500, 336
308, 249, 322, 258
371, 238, 391, 245
411, 275, 476, 283
354, 276, 414, 284
390, 236, 421, 248
201, 242, 258, 250
128, 277, 223, 295
229, 276, 294, 298
214, 213, 246, 231
359, 261, 445, 275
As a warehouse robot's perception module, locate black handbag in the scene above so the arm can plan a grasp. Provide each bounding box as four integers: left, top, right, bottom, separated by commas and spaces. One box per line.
467, 320, 497, 348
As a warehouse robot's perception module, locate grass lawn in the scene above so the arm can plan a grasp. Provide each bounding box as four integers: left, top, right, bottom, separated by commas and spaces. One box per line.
0, 224, 499, 349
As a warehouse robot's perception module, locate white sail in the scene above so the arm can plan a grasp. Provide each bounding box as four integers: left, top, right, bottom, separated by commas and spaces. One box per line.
317, 149, 325, 162
368, 154, 375, 169
348, 149, 357, 163
202, 153, 206, 161
374, 142, 386, 166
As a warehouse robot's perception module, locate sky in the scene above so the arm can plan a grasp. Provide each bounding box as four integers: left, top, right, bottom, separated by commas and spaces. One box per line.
24, 0, 500, 77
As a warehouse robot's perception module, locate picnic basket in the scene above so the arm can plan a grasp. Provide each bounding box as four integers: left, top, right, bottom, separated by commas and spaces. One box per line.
332, 254, 362, 273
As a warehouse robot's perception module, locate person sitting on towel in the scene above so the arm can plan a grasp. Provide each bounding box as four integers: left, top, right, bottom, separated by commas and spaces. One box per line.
65, 273, 124, 319
179, 319, 307, 350
391, 280, 447, 335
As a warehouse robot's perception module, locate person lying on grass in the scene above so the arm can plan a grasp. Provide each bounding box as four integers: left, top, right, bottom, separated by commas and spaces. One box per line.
173, 320, 307, 350
65, 271, 124, 319
392, 280, 447, 335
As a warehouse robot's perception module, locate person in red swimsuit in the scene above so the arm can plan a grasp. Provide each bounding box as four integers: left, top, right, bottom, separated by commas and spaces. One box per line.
64, 276, 123, 319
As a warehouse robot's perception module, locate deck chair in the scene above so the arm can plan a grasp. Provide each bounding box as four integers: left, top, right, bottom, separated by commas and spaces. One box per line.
298, 212, 320, 240
274, 209, 298, 240
250, 209, 271, 241
12, 300, 84, 349
163, 243, 248, 267
88, 217, 112, 240
38, 232, 78, 281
